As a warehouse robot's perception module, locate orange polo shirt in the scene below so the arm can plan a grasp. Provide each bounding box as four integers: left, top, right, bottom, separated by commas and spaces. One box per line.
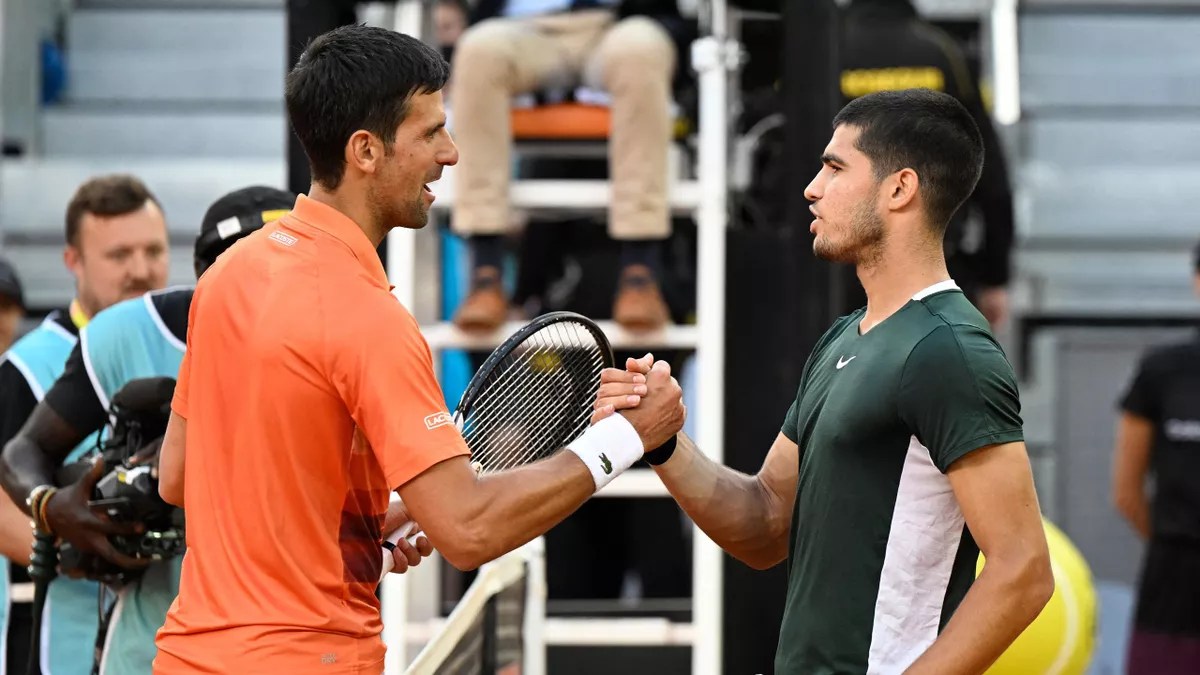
154, 196, 469, 674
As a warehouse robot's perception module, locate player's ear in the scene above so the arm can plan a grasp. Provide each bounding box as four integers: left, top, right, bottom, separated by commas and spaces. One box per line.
886, 168, 919, 212
345, 130, 383, 177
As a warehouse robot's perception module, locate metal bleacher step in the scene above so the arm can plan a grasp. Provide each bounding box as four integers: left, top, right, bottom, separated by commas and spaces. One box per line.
405, 616, 695, 648
594, 469, 669, 498
421, 320, 699, 353
64, 4, 285, 104
428, 168, 702, 215
40, 102, 285, 158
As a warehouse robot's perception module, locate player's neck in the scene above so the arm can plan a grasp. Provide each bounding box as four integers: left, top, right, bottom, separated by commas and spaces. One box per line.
307, 184, 387, 248
856, 241, 949, 333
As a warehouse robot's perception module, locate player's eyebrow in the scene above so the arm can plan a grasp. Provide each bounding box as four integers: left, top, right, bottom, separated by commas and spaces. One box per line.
821, 153, 847, 168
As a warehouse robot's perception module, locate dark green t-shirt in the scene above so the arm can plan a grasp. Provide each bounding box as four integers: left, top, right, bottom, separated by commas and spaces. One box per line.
776, 282, 1023, 674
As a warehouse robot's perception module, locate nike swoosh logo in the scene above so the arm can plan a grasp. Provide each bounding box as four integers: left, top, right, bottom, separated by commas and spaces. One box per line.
836, 356, 856, 370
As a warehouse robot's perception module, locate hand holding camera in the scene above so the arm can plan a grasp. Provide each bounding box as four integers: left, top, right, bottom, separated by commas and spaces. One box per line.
46, 455, 152, 579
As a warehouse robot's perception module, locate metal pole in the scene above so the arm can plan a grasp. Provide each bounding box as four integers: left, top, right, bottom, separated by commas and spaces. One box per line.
523, 537, 547, 675
382, 4, 426, 669
691, 0, 732, 670
990, 0, 1021, 126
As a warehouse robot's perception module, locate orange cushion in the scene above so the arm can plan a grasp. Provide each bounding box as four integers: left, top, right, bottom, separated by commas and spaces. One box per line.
511, 102, 611, 140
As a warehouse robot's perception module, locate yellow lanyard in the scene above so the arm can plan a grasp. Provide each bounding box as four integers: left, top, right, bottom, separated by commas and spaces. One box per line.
69, 299, 89, 330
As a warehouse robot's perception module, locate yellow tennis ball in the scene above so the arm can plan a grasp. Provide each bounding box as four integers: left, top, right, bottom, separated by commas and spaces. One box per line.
978, 518, 1097, 675
529, 352, 562, 373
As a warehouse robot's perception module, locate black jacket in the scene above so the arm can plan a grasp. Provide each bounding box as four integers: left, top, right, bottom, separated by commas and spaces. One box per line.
842, 0, 1015, 290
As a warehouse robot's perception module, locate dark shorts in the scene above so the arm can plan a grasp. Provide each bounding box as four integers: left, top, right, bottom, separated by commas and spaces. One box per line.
1127, 537, 1200, 675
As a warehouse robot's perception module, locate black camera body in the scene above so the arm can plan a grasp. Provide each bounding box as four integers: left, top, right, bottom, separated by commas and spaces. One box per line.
56, 377, 185, 584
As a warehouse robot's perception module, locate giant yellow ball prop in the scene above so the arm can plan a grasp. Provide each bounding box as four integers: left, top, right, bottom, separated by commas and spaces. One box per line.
977, 519, 1097, 675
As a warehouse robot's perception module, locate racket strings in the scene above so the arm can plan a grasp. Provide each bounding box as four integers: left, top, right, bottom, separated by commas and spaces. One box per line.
461, 341, 588, 449
463, 322, 605, 473
479, 351, 602, 471
496, 323, 604, 466
469, 345, 601, 472
470, 325, 601, 470
480, 325, 602, 469
463, 325, 589, 441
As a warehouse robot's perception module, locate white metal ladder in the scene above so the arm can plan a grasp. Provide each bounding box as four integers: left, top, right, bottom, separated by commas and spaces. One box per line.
380, 2, 738, 674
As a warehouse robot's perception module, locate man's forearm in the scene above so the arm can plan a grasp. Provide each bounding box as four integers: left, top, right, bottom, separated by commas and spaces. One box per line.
0, 436, 60, 517
410, 450, 597, 571
1116, 492, 1151, 540
905, 557, 1054, 674
653, 433, 788, 569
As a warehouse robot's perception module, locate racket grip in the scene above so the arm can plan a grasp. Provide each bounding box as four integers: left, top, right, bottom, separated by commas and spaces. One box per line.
378, 522, 424, 582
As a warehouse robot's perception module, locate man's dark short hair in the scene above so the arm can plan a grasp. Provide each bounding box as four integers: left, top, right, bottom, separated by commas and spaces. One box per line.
65, 175, 162, 247
833, 88, 984, 232
285, 24, 450, 190
1193, 238, 1200, 275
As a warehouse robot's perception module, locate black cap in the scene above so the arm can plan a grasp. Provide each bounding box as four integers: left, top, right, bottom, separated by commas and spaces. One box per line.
0, 257, 24, 309
195, 186, 296, 278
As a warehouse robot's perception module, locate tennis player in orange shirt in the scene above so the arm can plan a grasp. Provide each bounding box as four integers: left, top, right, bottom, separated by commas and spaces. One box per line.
151, 25, 684, 674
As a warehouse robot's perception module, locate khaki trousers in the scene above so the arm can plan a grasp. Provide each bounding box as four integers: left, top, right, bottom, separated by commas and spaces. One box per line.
449, 10, 676, 241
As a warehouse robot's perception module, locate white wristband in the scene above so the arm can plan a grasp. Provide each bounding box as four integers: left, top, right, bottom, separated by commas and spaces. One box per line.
567, 414, 644, 492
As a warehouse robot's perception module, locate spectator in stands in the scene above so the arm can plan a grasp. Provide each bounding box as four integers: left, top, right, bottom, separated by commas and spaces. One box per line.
435, 0, 470, 55
0, 258, 24, 354
1112, 240, 1200, 675
0, 186, 296, 675
838, 0, 1015, 330
450, 0, 683, 333
0, 174, 168, 674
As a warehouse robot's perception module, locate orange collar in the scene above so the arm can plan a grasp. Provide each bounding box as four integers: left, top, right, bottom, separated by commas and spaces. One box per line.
287, 195, 389, 289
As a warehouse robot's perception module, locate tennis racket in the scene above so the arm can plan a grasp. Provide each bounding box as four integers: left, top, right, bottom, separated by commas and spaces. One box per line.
379, 311, 614, 579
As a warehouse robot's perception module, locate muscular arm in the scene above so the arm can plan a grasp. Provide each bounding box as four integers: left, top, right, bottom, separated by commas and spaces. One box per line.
652, 431, 797, 570
904, 441, 1054, 675
404, 435, 780, 574
0, 402, 88, 517
398, 450, 596, 570
1112, 412, 1153, 540
157, 412, 186, 507
0, 344, 107, 516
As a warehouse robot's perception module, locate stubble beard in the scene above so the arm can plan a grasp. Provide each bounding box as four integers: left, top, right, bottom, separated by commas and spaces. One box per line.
812, 198, 886, 268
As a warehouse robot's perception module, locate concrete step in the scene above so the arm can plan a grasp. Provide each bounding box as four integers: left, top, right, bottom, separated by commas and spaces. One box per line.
65, 7, 285, 103
1022, 114, 1200, 167
1020, 11, 1200, 109
40, 103, 285, 158
1017, 164, 1200, 241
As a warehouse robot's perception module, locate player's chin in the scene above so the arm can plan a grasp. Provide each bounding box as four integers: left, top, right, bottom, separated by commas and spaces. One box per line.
812, 236, 839, 261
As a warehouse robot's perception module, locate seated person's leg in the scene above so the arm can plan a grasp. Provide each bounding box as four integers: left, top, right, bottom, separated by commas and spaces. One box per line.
585, 16, 677, 331
451, 15, 596, 332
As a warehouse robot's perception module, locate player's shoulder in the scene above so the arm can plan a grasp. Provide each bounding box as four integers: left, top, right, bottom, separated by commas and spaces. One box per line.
904, 291, 1004, 359
88, 291, 161, 331
1138, 337, 1200, 373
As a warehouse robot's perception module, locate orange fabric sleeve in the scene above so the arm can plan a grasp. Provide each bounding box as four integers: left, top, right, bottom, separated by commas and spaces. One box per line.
331, 292, 469, 490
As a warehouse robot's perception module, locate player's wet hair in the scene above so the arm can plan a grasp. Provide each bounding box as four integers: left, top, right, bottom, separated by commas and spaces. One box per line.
285, 24, 449, 190
834, 89, 984, 233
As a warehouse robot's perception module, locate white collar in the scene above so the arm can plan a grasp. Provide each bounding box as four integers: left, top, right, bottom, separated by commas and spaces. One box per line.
911, 279, 960, 301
